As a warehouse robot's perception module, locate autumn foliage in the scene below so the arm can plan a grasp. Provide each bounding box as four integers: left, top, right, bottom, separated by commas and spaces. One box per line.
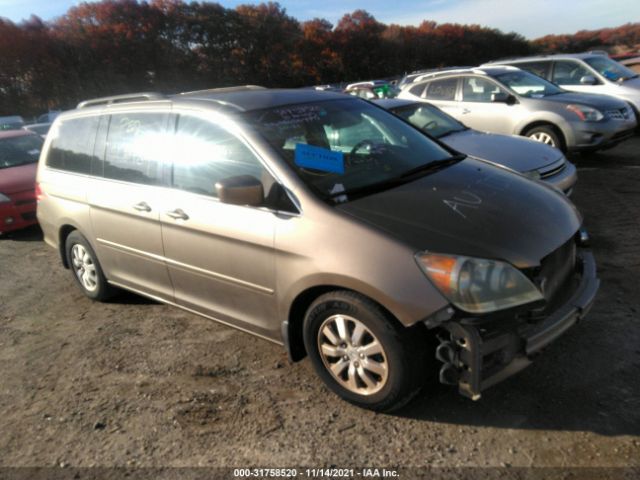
0, 1, 636, 117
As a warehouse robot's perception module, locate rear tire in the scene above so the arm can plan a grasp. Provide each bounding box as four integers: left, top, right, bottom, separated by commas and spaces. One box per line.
65, 231, 115, 301
302, 290, 432, 412
524, 125, 563, 151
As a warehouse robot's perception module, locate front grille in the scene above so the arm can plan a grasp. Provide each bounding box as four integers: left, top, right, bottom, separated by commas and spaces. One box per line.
539, 159, 566, 179
20, 211, 36, 221
15, 198, 36, 206
606, 107, 632, 120
526, 238, 577, 308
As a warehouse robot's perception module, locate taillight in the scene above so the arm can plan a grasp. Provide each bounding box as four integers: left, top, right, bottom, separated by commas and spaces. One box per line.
35, 182, 46, 202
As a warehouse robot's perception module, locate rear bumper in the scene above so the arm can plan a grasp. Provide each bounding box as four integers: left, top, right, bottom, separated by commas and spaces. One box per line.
437, 250, 599, 400
0, 190, 37, 234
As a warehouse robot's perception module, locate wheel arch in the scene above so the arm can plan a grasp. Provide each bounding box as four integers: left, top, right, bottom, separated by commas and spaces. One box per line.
284, 285, 423, 362
58, 224, 78, 268
519, 120, 567, 151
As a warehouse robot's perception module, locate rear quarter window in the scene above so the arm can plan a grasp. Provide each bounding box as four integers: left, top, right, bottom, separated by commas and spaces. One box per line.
46, 116, 100, 174
425, 78, 458, 101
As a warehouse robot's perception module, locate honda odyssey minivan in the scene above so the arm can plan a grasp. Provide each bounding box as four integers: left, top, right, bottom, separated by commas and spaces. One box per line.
37, 88, 599, 411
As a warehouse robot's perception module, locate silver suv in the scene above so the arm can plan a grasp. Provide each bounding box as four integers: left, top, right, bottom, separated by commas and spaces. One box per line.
485, 53, 640, 117
399, 66, 637, 152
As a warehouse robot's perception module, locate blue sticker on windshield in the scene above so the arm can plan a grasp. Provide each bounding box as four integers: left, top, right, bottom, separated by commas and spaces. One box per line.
294, 143, 344, 174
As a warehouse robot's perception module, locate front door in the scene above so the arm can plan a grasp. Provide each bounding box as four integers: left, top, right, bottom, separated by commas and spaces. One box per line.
160, 112, 279, 339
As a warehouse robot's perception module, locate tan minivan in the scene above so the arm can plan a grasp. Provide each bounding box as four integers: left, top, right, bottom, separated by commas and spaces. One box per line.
37, 87, 599, 411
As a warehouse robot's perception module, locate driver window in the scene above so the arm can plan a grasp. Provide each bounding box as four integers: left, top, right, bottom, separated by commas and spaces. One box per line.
462, 77, 503, 102
552, 61, 592, 85
171, 115, 267, 198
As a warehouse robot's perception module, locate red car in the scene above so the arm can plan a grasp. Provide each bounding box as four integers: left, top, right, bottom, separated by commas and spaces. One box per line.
0, 130, 43, 234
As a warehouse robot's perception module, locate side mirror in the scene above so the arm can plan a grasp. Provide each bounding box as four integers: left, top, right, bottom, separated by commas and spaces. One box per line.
580, 75, 598, 85
215, 175, 264, 206
491, 92, 516, 105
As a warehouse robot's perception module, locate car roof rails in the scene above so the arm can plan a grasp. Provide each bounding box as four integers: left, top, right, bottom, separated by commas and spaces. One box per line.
77, 92, 166, 109
177, 85, 266, 96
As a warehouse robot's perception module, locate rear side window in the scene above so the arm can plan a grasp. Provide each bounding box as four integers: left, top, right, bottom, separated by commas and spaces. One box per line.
46, 116, 99, 174
552, 60, 592, 86
171, 115, 266, 197
516, 61, 551, 79
104, 112, 168, 185
462, 77, 504, 102
424, 78, 458, 101
409, 83, 427, 97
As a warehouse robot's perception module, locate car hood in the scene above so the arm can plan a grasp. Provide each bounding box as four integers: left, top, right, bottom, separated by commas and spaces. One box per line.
337, 158, 581, 268
542, 91, 627, 109
0, 162, 37, 194
440, 129, 561, 173
620, 76, 640, 91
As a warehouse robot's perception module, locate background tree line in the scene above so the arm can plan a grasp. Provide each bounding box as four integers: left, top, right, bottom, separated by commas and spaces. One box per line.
0, 0, 638, 117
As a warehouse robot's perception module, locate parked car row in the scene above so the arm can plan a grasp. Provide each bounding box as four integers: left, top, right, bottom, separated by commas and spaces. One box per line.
398, 66, 636, 152
2, 51, 634, 412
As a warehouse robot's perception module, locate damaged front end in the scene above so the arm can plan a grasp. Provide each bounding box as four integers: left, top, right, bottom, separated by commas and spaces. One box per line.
425, 236, 599, 400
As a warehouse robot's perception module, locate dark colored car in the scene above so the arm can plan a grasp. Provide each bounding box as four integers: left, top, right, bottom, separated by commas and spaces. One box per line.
377, 98, 577, 195
0, 130, 43, 234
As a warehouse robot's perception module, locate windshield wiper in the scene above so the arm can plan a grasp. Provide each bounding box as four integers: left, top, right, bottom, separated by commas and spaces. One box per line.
399, 154, 466, 178
327, 154, 466, 202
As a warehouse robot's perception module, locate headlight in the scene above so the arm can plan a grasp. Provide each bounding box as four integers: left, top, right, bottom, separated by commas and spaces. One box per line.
415, 252, 544, 313
523, 170, 541, 181
566, 104, 604, 122
0, 193, 11, 203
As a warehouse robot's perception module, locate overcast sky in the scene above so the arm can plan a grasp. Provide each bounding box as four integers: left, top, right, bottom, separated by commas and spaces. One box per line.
0, 0, 638, 39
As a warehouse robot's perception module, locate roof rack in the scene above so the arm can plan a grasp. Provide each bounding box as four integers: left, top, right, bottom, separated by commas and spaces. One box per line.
77, 92, 165, 109
178, 85, 266, 96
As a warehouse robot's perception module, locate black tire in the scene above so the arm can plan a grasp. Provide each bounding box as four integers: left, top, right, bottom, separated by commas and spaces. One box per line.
302, 290, 432, 412
524, 125, 564, 151
65, 231, 115, 301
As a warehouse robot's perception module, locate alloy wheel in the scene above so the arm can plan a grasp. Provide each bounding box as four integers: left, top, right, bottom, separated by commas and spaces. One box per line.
529, 131, 556, 146
71, 244, 98, 292
317, 314, 389, 395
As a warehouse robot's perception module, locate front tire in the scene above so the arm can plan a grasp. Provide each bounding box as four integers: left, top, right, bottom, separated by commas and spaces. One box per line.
303, 290, 430, 412
524, 125, 563, 150
65, 231, 115, 301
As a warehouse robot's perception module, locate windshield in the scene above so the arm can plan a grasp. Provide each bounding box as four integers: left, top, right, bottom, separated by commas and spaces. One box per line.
584, 56, 638, 82
391, 103, 466, 138
242, 99, 455, 202
0, 135, 43, 169
494, 70, 564, 98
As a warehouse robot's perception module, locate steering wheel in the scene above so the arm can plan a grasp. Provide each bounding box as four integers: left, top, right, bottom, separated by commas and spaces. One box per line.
349, 139, 375, 157
422, 120, 437, 131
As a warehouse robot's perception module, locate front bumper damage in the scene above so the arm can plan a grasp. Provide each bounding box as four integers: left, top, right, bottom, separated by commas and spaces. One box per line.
434, 250, 599, 400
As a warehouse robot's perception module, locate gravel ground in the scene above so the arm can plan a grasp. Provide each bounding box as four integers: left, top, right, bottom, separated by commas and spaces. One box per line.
1, 138, 639, 479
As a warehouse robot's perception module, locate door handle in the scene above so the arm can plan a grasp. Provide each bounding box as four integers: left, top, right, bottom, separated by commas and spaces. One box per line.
133, 201, 151, 212
166, 208, 189, 221
462, 108, 471, 114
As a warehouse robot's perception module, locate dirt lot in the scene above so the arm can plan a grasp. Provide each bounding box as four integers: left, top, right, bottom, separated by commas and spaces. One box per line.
1, 138, 640, 479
